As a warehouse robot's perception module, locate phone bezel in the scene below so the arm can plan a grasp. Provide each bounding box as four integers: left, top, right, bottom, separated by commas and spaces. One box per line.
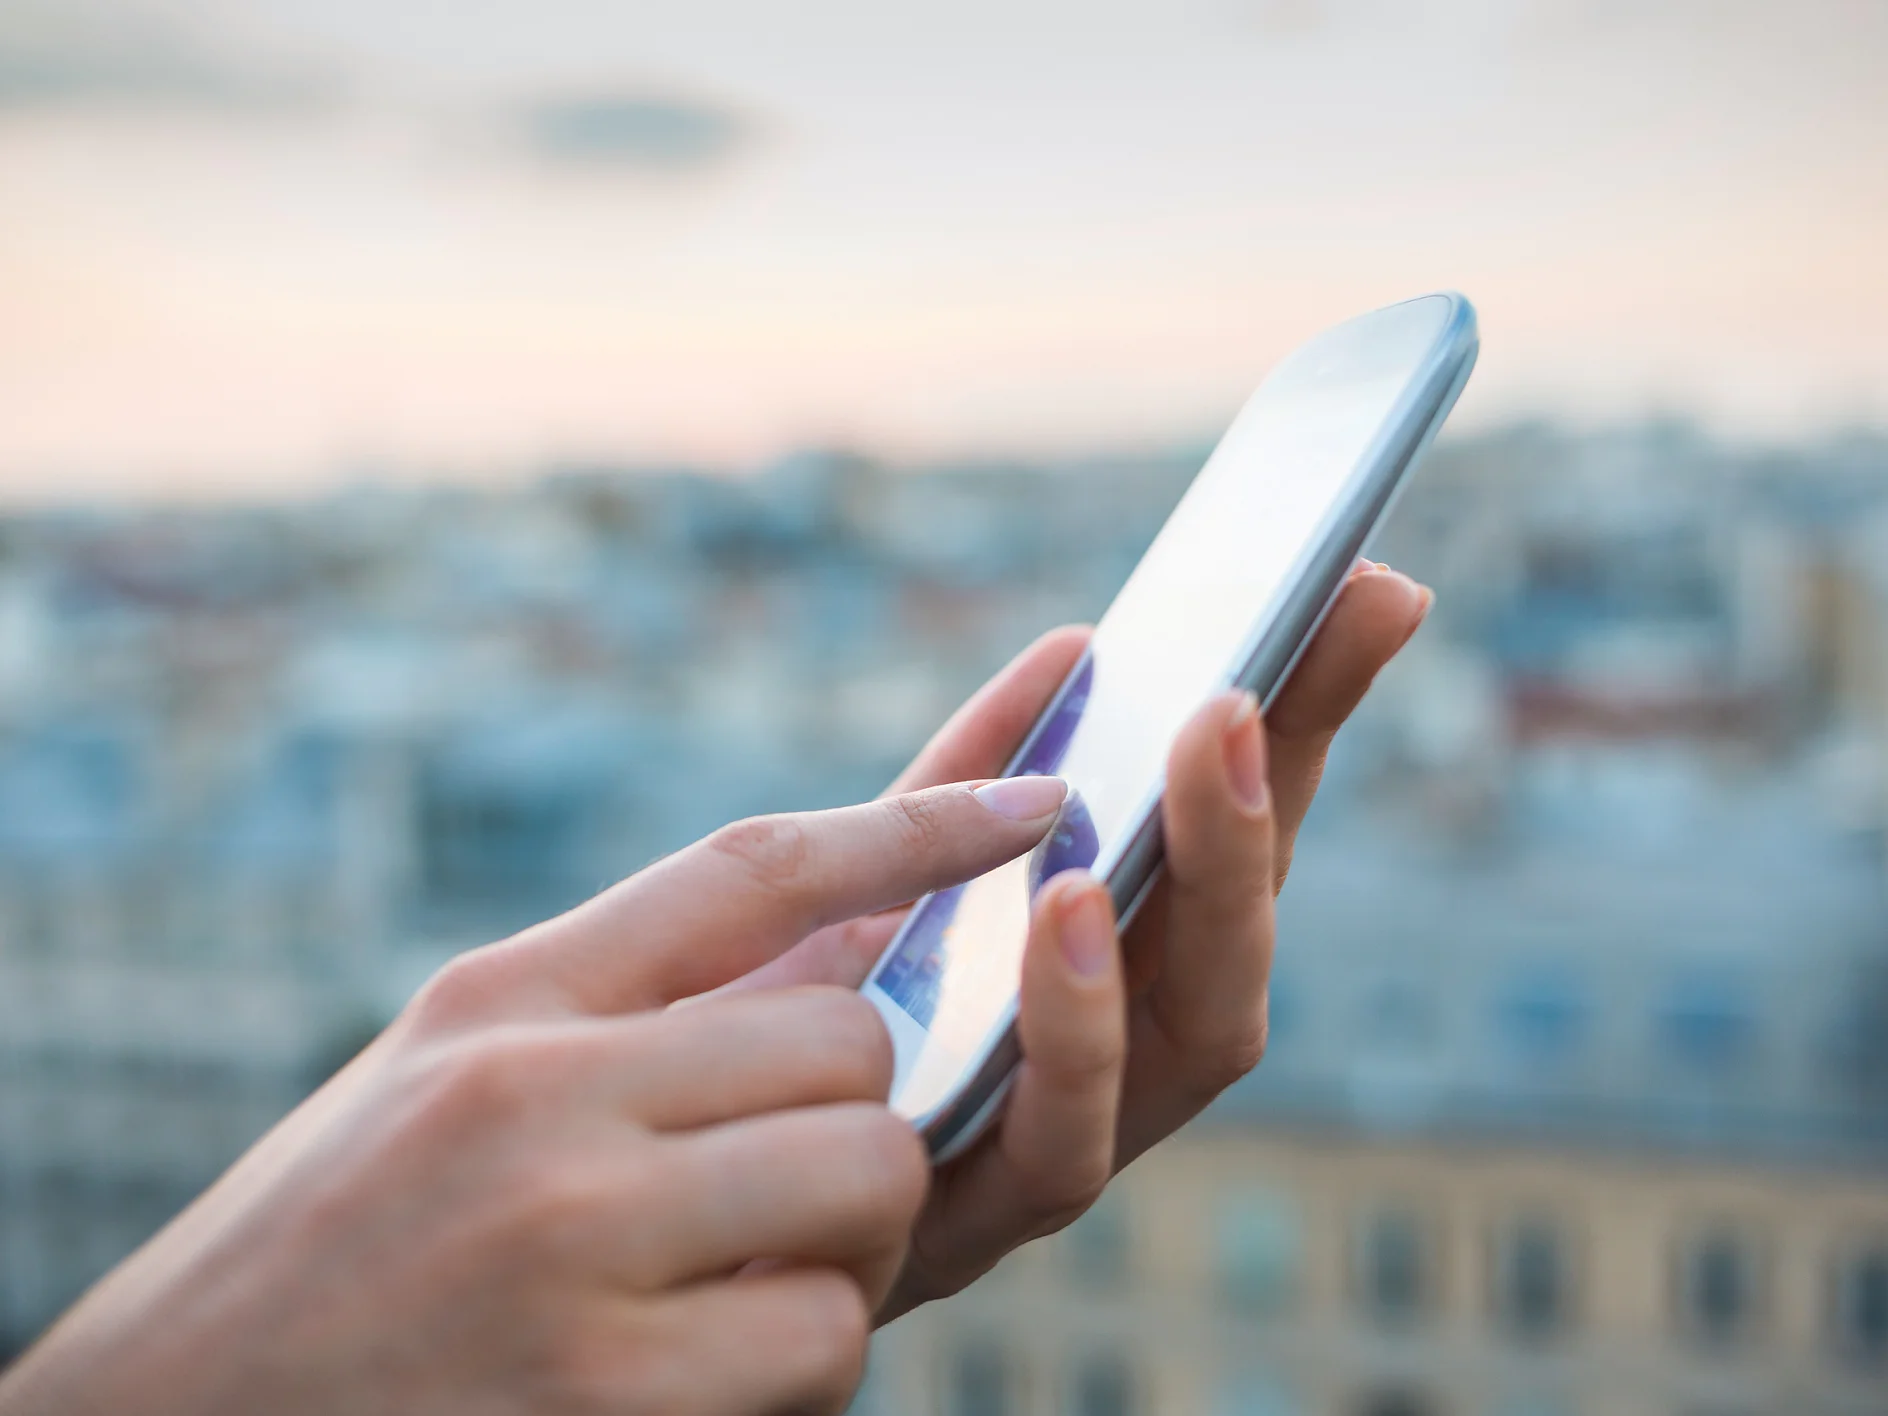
865, 292, 1480, 1162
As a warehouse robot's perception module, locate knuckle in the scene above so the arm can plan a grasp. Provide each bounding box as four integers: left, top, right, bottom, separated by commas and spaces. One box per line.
706, 813, 814, 893
1017, 1159, 1110, 1232
1272, 842, 1297, 895
1050, 1024, 1128, 1091
505, 1166, 613, 1258
417, 1029, 555, 1135
884, 788, 950, 855
1190, 1011, 1270, 1096
429, 1047, 516, 1129
1228, 1014, 1271, 1078
409, 946, 511, 1033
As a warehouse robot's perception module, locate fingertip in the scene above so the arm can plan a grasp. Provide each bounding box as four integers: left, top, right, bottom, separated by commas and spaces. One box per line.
1205, 687, 1257, 728
1054, 874, 1117, 984
1167, 689, 1259, 817
1028, 870, 1119, 989
1031, 621, 1097, 658
1170, 688, 1249, 770
1036, 864, 1099, 903
1222, 692, 1269, 815
887, 625, 1094, 796
1266, 568, 1429, 738
1031, 867, 1099, 931
969, 774, 1068, 824
1007, 625, 1095, 702
1018, 870, 1128, 1113
1354, 564, 1430, 636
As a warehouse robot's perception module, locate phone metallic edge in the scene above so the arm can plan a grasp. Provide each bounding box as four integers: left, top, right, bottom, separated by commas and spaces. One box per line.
865, 292, 1480, 1162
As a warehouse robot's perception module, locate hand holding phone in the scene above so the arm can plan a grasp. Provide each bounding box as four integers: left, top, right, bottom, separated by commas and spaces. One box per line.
866, 293, 1478, 1160
856, 554, 1436, 1322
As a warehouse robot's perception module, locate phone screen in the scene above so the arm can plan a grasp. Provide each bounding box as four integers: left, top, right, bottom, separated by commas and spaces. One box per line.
867, 295, 1461, 1122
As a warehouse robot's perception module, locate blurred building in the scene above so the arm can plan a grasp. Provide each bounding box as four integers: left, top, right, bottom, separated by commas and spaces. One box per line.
869, 1126, 1888, 1416
0, 424, 1884, 1416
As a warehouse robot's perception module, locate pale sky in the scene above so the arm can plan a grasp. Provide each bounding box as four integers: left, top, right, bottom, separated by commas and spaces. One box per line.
0, 0, 1883, 497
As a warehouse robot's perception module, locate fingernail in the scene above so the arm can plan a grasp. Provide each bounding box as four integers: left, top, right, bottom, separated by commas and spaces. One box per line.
973, 775, 1068, 822
1416, 582, 1436, 615
1224, 692, 1268, 812
1057, 878, 1114, 979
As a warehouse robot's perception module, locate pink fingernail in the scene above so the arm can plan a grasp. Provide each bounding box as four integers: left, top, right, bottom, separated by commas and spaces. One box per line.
1057, 880, 1115, 980
1223, 693, 1268, 812
973, 775, 1068, 822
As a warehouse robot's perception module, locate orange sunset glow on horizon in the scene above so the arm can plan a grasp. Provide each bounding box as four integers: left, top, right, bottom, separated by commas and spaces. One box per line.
0, 0, 1883, 500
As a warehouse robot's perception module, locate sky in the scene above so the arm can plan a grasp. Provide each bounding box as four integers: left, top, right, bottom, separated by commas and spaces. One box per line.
0, 0, 1883, 498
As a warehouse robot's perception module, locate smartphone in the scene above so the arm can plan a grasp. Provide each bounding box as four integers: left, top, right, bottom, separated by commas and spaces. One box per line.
862, 292, 1479, 1161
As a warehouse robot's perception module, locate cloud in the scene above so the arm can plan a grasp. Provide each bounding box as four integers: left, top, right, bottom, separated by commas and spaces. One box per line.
0, 4, 335, 116
516, 92, 754, 173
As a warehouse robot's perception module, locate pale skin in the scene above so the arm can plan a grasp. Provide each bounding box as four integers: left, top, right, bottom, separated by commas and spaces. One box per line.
0, 564, 1428, 1415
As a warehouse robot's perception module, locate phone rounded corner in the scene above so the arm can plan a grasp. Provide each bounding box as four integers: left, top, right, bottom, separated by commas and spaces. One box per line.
1437, 291, 1480, 355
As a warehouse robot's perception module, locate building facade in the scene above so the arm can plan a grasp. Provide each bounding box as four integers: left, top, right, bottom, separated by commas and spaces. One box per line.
870, 1126, 1888, 1416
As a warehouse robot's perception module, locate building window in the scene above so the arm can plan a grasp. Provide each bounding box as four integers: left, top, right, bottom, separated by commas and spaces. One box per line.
944, 1339, 1019, 1416
1216, 1189, 1303, 1315
1673, 1223, 1764, 1349
1657, 975, 1757, 1074
1495, 966, 1590, 1067
1064, 1193, 1129, 1289
1067, 1351, 1135, 1416
1490, 1213, 1577, 1342
1353, 1206, 1437, 1327
1823, 961, 1888, 1099
1829, 1240, 1888, 1366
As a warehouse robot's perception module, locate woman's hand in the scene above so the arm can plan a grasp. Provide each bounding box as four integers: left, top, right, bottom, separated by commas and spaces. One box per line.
0, 781, 1071, 1416
725, 562, 1432, 1318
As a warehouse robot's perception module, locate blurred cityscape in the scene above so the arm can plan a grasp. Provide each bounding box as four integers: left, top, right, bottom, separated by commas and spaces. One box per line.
0, 423, 1885, 1414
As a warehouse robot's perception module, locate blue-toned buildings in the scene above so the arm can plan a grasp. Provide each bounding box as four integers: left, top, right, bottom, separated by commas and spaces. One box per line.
0, 426, 1884, 1415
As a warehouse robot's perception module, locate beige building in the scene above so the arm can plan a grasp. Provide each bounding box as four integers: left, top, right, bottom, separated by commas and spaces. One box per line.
867, 1123, 1888, 1416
